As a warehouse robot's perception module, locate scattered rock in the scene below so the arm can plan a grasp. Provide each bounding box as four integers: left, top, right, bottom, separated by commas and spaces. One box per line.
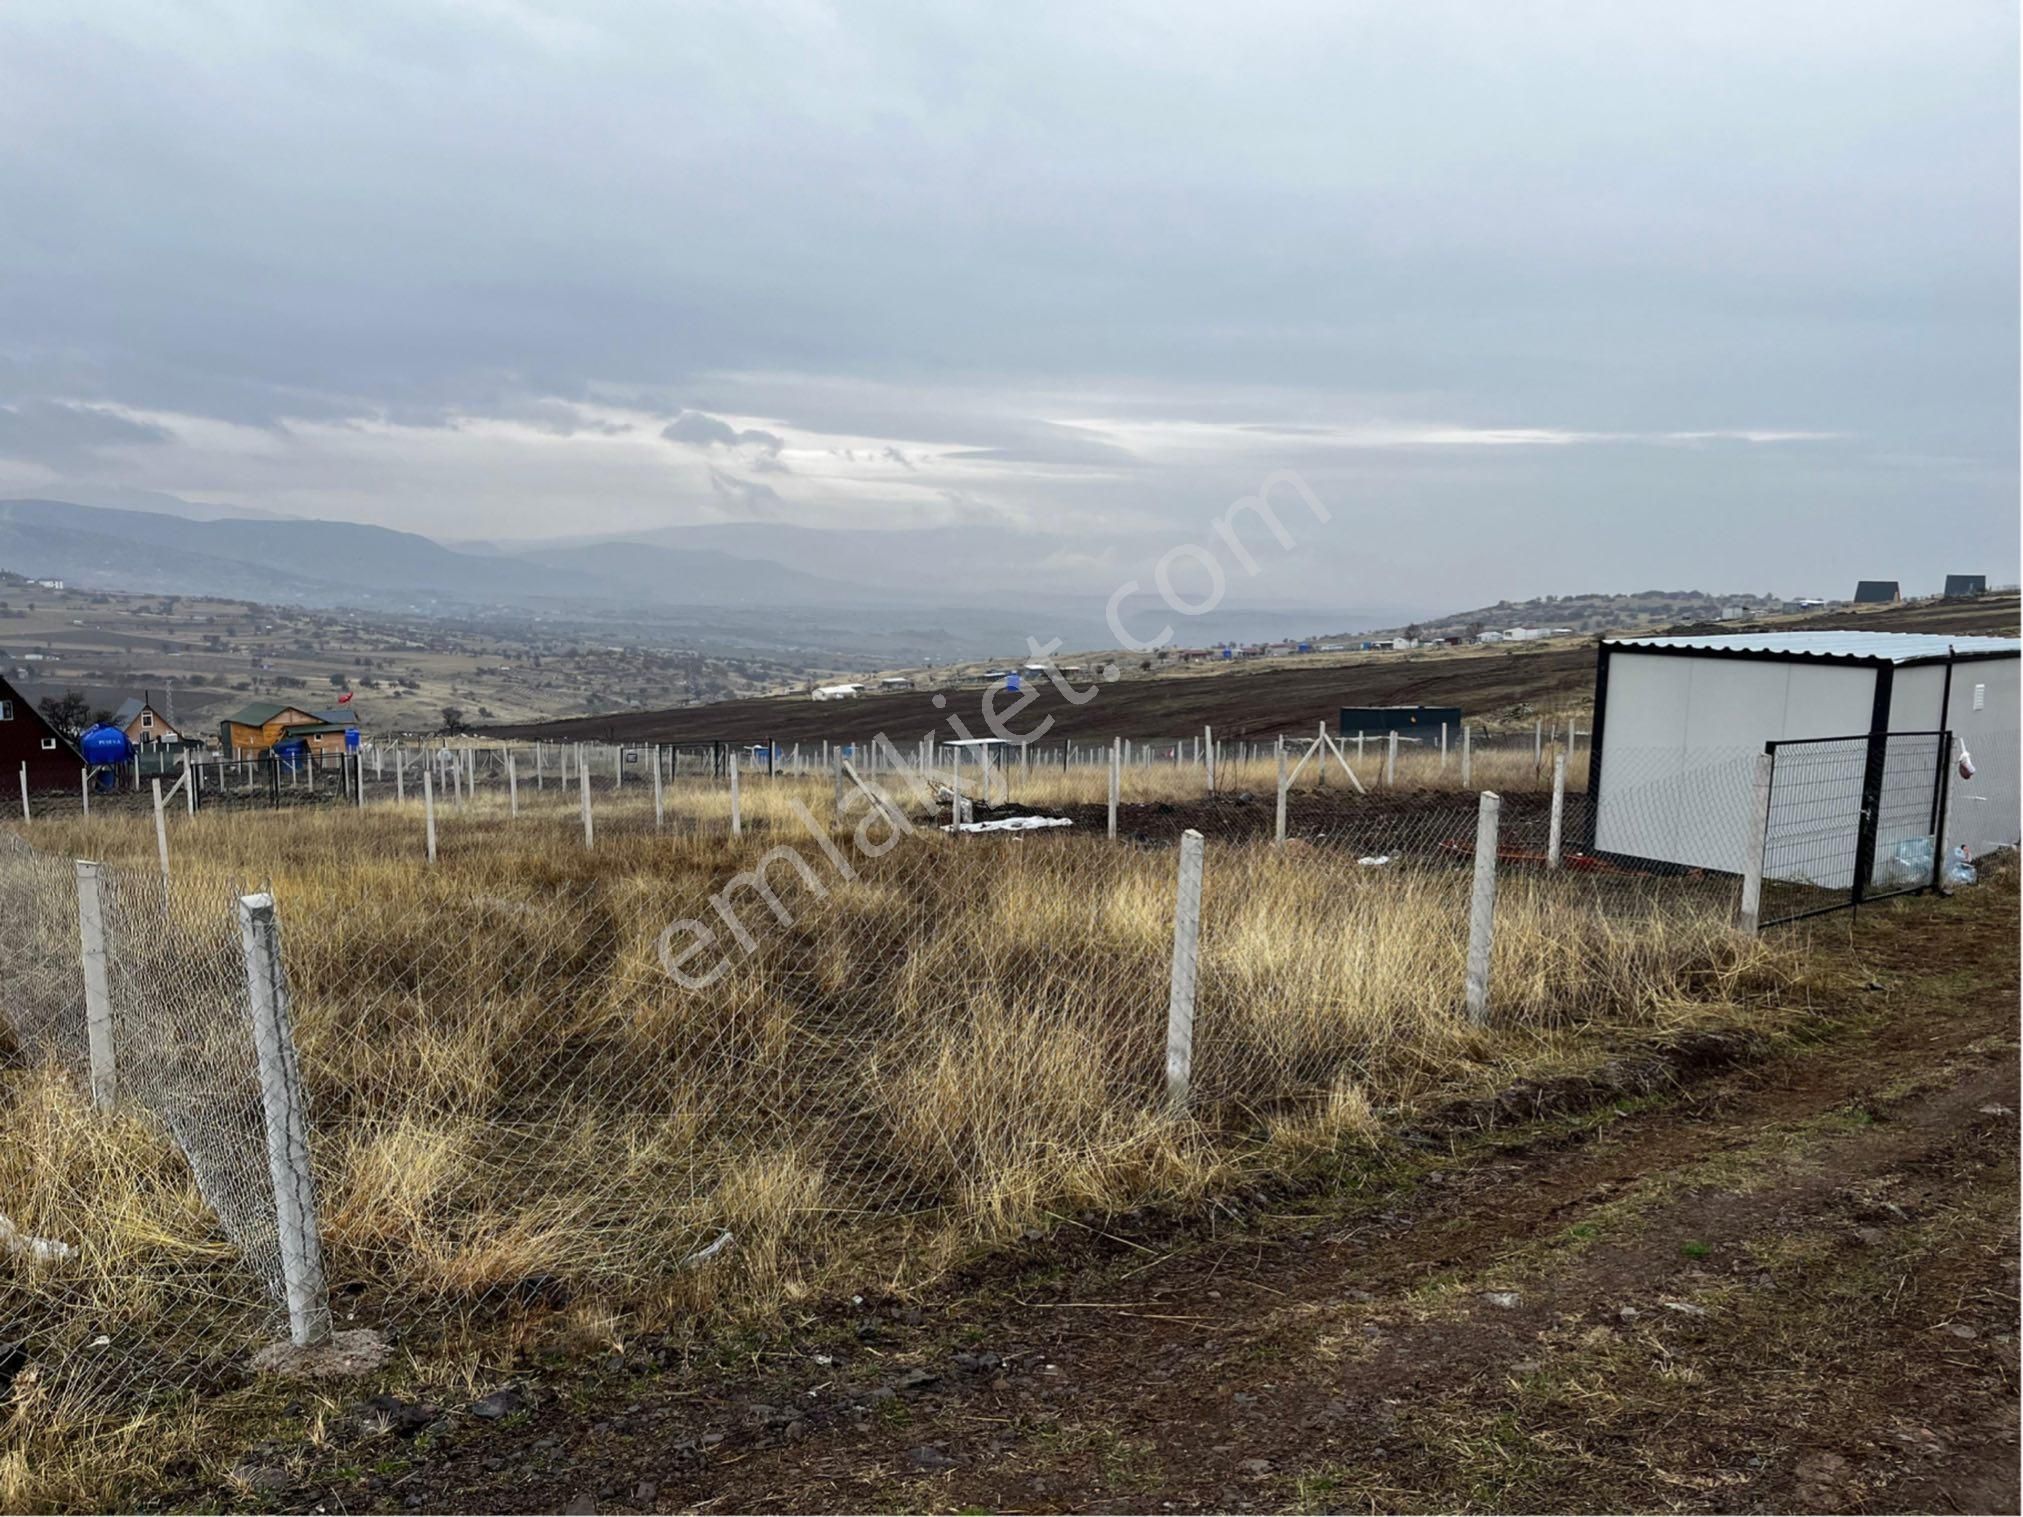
1935, 1322, 1978, 1340
1482, 1290, 1521, 1309
1238, 1458, 1274, 1476
469, 1387, 530, 1421
228, 1462, 292, 1494
634, 1480, 658, 1503
894, 1367, 940, 1395
356, 1394, 440, 1437
562, 1493, 597, 1515
908, 1444, 957, 1471
1794, 1450, 1848, 1487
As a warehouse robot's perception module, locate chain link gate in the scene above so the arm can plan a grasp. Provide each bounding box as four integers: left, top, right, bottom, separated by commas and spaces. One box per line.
1759, 729, 1951, 926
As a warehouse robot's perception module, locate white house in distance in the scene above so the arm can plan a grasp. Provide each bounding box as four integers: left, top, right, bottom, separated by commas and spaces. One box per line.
811, 682, 864, 701
1589, 631, 2020, 886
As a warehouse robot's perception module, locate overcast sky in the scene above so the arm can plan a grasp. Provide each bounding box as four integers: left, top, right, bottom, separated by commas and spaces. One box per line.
0, 0, 2015, 608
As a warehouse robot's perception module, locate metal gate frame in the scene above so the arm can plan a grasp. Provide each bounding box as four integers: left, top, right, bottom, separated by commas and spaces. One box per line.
1759, 728, 1952, 927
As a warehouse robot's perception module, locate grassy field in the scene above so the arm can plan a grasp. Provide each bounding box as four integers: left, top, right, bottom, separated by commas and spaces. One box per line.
0, 771, 1806, 1510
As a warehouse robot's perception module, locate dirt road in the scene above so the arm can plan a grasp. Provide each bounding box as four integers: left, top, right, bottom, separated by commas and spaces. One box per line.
243, 881, 2018, 1515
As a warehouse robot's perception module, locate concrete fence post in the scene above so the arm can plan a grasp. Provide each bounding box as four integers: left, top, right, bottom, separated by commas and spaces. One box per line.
395, 749, 405, 803
1464, 791, 1501, 1025
75, 860, 115, 1112
1533, 719, 1542, 767
507, 753, 519, 816
237, 892, 333, 1349
1107, 736, 1120, 840
1461, 723, 1473, 788
1274, 735, 1288, 845
1204, 724, 1216, 794
534, 744, 543, 790
18, 762, 28, 822
652, 748, 665, 830
1165, 828, 1205, 1112
614, 745, 623, 791
1547, 753, 1567, 869
1384, 731, 1399, 788
1735, 751, 1773, 934
1440, 722, 1449, 768
423, 768, 437, 864
80, 766, 90, 817
729, 749, 743, 837
151, 779, 170, 887
832, 747, 845, 821
579, 760, 594, 848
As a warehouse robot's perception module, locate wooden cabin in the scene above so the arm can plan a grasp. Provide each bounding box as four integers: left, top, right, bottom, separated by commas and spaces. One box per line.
0, 673, 84, 790
110, 694, 183, 748
218, 700, 353, 758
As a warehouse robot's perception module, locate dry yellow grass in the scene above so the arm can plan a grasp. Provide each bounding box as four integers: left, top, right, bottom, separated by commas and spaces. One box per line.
1, 785, 1790, 1509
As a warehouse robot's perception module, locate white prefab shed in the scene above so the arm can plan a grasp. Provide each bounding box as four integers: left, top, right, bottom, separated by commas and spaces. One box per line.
1589, 632, 2020, 881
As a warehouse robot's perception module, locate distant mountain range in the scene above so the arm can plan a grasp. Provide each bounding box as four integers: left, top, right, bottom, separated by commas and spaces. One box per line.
0, 497, 1400, 661
0, 497, 859, 611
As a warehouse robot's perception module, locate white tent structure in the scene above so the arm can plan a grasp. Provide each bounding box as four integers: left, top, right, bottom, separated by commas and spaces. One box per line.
1588, 632, 2020, 887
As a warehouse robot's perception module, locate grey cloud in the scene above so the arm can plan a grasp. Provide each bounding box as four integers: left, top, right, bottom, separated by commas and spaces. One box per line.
0, 2, 2010, 597
706, 465, 787, 520
0, 399, 170, 466
663, 410, 783, 454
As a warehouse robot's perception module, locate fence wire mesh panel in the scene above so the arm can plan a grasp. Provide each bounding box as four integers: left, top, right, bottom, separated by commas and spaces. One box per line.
1760, 731, 1947, 926
0, 727, 1842, 1437
0, 844, 284, 1417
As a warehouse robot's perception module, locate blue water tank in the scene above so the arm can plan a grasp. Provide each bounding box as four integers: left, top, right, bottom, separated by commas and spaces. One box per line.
345, 727, 361, 751
1005, 673, 1022, 693
79, 724, 132, 768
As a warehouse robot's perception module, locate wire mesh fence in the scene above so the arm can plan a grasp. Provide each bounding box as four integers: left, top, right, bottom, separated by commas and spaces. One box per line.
0, 724, 2003, 1427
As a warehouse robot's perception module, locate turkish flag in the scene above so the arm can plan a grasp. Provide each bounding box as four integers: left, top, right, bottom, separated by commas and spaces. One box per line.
338, 690, 354, 705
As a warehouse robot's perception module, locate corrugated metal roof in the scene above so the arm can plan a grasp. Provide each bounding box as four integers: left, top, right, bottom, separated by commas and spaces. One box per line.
1604, 631, 2020, 664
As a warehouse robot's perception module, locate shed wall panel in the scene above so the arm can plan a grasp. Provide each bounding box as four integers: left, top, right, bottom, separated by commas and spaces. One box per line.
1947, 657, 2021, 859
1595, 652, 1878, 874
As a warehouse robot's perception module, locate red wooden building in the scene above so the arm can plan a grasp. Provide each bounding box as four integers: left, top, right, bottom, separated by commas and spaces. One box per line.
0, 673, 84, 791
